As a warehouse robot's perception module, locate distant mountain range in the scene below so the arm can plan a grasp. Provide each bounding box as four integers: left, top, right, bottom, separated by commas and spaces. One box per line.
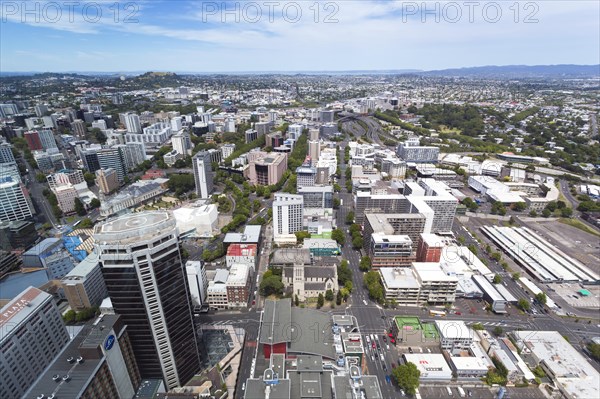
1, 64, 598, 78
417, 64, 600, 78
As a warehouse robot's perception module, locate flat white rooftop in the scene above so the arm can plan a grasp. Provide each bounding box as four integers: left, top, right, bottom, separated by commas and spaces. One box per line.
435, 320, 473, 340
513, 330, 600, 399
413, 262, 459, 282
482, 226, 599, 283
380, 268, 420, 289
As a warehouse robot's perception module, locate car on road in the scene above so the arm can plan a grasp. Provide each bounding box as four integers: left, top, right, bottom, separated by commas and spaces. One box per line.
382, 363, 387, 371
455, 311, 462, 315
385, 375, 392, 384
382, 336, 387, 342
380, 354, 384, 361
242, 383, 246, 391
391, 362, 396, 368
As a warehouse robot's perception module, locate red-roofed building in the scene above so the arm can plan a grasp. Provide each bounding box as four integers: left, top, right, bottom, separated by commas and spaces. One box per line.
141, 169, 167, 180
226, 244, 257, 271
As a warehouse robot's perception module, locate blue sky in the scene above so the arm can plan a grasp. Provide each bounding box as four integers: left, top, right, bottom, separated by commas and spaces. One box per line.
1, 0, 599, 72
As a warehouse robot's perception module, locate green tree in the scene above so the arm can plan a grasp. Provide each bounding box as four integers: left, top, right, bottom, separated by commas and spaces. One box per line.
529, 210, 538, 217
517, 298, 531, 311
333, 198, 341, 209
352, 236, 363, 249
263, 188, 271, 199
359, 256, 371, 272
560, 207, 573, 218
74, 198, 86, 216
260, 275, 284, 297
63, 310, 76, 324
467, 244, 478, 255
587, 342, 600, 361
295, 294, 300, 307
345, 211, 355, 225
89, 198, 101, 209
78, 218, 94, 228
535, 292, 547, 305
331, 229, 345, 245
493, 274, 502, 284
512, 272, 521, 281
542, 208, 552, 218
472, 323, 484, 330
336, 290, 342, 305
295, 231, 311, 244
391, 362, 421, 395
83, 172, 96, 186
325, 289, 334, 301
512, 202, 526, 212
491, 252, 502, 262
36, 172, 46, 183
317, 293, 324, 309
493, 326, 504, 337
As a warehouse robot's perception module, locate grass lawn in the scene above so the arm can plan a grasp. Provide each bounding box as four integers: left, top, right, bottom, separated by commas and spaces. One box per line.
439, 125, 462, 134
558, 218, 600, 238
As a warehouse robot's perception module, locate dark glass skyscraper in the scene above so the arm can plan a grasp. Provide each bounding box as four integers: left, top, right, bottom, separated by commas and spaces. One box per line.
94, 211, 200, 390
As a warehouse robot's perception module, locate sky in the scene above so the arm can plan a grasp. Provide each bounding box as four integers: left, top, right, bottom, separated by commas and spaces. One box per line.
1, 0, 599, 72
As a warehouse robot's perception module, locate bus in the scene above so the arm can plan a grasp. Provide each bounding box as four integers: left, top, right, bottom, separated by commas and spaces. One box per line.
430, 309, 446, 317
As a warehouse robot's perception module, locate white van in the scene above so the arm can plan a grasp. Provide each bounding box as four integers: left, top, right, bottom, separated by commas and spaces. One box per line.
447, 386, 453, 396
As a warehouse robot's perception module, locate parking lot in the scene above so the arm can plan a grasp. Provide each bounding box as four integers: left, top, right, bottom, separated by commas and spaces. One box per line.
524, 220, 600, 275
552, 283, 600, 309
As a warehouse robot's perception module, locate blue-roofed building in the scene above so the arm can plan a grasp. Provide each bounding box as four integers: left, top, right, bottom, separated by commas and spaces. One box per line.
22, 238, 75, 280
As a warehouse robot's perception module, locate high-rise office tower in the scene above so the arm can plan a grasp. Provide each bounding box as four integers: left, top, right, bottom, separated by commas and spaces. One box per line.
172, 131, 192, 156
71, 119, 87, 138
124, 112, 142, 133
37, 128, 57, 150
0, 286, 70, 399
0, 176, 35, 222
273, 193, 304, 237
94, 211, 201, 390
0, 142, 15, 164
192, 150, 214, 198
97, 147, 127, 182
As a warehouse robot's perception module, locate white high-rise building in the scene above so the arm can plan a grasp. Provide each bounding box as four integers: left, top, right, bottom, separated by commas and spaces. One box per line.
124, 112, 142, 133
221, 143, 235, 159
0, 177, 35, 222
185, 260, 208, 308
288, 124, 304, 140
192, 151, 214, 198
225, 117, 236, 133
171, 116, 183, 131
172, 132, 192, 156
273, 193, 304, 239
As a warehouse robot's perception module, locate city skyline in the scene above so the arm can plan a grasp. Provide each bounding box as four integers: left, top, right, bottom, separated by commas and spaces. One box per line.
1, 1, 599, 72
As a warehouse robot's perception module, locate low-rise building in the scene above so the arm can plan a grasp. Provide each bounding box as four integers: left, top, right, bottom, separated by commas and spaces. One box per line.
435, 320, 474, 353
402, 353, 453, 380
22, 238, 75, 280
61, 253, 108, 312
207, 269, 229, 310
226, 243, 257, 271
226, 264, 252, 308
54, 183, 79, 214
512, 331, 599, 399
